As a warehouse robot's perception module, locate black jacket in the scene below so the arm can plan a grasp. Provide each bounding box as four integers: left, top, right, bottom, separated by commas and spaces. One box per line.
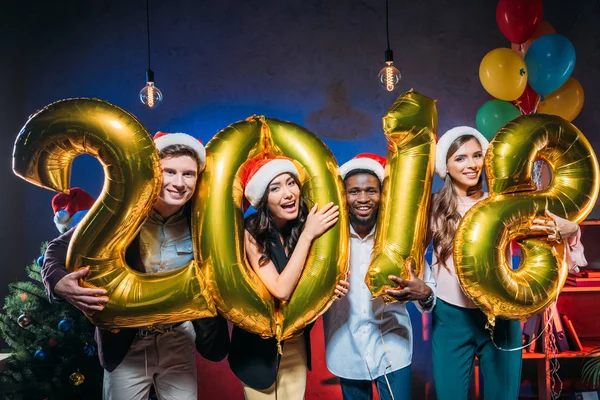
227, 228, 312, 390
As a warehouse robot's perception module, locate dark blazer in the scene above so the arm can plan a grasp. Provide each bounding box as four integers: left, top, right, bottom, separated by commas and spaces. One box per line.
227, 228, 313, 390
41, 228, 230, 372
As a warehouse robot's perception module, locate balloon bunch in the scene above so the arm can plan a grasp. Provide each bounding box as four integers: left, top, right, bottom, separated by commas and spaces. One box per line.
476, 0, 582, 140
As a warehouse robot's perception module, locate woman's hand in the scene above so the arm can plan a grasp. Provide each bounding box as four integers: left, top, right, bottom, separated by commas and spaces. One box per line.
531, 209, 579, 242
302, 202, 339, 242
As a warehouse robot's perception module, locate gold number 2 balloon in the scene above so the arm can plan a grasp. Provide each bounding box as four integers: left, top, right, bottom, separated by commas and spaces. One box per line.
195, 116, 349, 341
455, 114, 599, 325
366, 90, 437, 302
12, 98, 216, 329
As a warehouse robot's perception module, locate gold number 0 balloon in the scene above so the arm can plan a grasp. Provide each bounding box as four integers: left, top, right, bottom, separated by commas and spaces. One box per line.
366, 90, 437, 302
196, 116, 349, 341
12, 98, 216, 329
455, 114, 599, 325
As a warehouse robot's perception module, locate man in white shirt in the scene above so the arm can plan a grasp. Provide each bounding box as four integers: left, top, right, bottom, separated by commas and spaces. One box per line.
323, 153, 436, 400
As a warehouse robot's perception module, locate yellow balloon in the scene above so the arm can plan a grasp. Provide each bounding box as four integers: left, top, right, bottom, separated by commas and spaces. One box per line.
366, 90, 437, 302
196, 116, 349, 341
538, 77, 584, 121
479, 48, 528, 101
12, 98, 216, 329
454, 114, 599, 325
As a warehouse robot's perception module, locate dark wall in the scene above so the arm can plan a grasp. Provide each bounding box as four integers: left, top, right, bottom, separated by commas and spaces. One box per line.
1, 0, 598, 387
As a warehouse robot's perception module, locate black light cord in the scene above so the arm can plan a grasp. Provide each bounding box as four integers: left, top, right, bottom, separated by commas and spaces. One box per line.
385, 0, 390, 51
146, 0, 151, 69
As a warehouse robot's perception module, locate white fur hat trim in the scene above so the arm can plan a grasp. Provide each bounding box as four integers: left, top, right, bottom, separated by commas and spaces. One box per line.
339, 158, 384, 183
244, 159, 300, 208
154, 132, 206, 171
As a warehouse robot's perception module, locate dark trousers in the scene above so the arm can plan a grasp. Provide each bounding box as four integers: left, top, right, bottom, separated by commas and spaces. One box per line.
339, 364, 412, 400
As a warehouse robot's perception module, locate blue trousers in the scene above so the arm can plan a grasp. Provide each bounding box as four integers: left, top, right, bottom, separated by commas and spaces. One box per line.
339, 364, 412, 400
432, 299, 522, 400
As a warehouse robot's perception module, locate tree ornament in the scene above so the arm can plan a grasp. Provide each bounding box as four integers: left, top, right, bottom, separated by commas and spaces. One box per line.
83, 343, 97, 356
37, 255, 44, 267
58, 318, 73, 332
69, 371, 85, 386
48, 338, 58, 347
34, 349, 46, 360
19, 293, 28, 302
17, 314, 32, 328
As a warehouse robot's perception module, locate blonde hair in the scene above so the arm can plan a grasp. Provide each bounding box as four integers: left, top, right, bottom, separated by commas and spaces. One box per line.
431, 135, 483, 269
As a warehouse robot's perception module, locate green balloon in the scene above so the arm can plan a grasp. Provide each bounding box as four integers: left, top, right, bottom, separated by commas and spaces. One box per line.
476, 100, 521, 141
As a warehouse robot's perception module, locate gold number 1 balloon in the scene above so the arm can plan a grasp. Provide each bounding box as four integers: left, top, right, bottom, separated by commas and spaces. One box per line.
195, 116, 349, 341
12, 98, 216, 329
455, 114, 599, 325
366, 90, 437, 302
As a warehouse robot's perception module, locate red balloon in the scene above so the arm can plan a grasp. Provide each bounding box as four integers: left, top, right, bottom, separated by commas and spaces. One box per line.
496, 0, 543, 44
512, 84, 539, 114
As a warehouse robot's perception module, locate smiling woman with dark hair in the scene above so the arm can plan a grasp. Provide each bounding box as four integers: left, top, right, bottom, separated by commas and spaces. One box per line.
228, 156, 348, 400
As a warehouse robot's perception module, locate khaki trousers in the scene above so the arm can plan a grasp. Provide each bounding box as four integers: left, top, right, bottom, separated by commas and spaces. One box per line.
103, 321, 197, 400
243, 335, 307, 400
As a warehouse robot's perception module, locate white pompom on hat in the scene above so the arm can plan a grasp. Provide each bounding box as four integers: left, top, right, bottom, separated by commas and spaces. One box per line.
435, 126, 489, 180
52, 188, 95, 233
153, 131, 206, 172
240, 156, 301, 210
339, 153, 386, 183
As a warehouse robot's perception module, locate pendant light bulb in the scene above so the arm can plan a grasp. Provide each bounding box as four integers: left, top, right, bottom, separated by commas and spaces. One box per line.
378, 47, 401, 92
140, 69, 163, 109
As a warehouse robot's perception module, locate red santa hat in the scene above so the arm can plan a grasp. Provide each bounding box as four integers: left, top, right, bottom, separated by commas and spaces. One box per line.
339, 153, 386, 183
435, 126, 489, 180
52, 188, 95, 233
153, 132, 206, 172
239, 156, 300, 210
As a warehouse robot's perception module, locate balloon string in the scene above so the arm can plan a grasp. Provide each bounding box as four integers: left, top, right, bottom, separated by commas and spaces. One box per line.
343, 301, 395, 400
377, 303, 396, 400
533, 95, 542, 113
546, 308, 563, 399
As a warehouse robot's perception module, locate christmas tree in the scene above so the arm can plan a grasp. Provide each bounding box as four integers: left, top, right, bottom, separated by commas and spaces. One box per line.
0, 243, 103, 400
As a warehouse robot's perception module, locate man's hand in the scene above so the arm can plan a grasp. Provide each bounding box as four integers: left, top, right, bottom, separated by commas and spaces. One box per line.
385, 261, 432, 302
54, 267, 109, 315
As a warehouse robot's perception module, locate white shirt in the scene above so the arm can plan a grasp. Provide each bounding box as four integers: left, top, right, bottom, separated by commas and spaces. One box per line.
323, 224, 436, 380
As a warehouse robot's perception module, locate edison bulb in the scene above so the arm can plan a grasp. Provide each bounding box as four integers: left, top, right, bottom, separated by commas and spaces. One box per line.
140, 82, 163, 109
378, 61, 401, 92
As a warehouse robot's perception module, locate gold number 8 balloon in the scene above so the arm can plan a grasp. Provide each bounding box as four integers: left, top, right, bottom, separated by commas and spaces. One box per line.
195, 116, 349, 341
454, 114, 599, 326
12, 98, 216, 329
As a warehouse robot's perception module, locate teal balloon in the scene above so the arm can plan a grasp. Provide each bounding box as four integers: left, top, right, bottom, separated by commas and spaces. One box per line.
476, 100, 521, 141
525, 34, 576, 96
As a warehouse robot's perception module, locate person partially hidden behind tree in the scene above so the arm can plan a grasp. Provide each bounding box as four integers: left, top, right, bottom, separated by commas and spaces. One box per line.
41, 132, 230, 400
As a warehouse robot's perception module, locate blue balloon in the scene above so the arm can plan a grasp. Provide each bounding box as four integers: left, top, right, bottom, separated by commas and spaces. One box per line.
525, 34, 575, 96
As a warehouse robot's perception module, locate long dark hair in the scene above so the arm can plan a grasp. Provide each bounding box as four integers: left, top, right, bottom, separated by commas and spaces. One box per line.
245, 174, 309, 267
431, 135, 484, 269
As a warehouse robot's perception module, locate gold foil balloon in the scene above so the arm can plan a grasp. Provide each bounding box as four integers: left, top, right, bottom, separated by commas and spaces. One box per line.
12, 98, 216, 329
454, 114, 599, 325
196, 116, 348, 341
366, 90, 437, 302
